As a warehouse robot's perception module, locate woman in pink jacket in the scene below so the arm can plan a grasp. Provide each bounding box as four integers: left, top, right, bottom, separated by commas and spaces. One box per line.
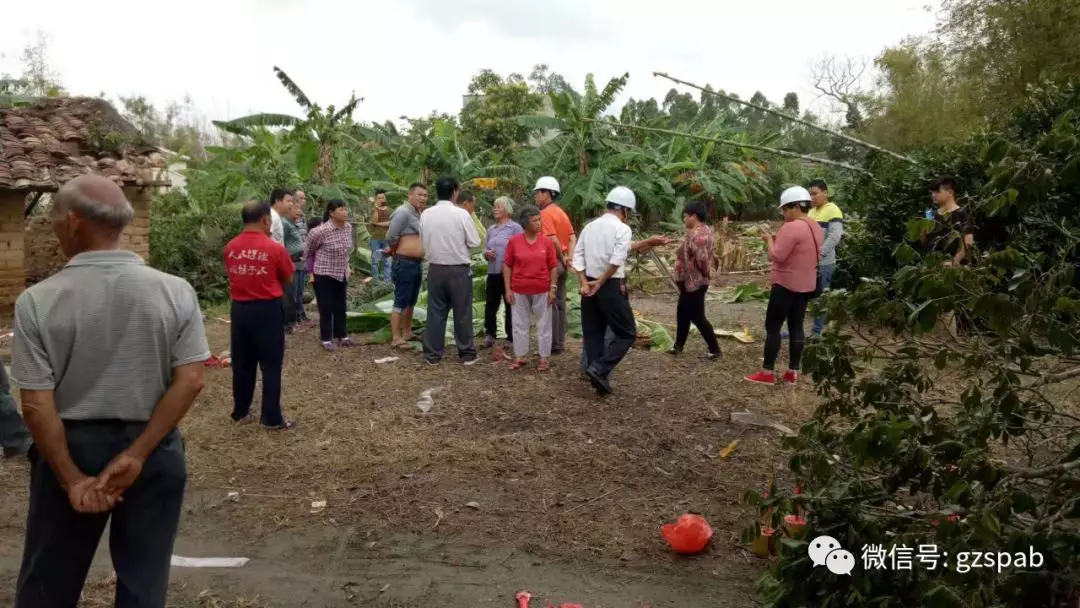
745, 186, 824, 385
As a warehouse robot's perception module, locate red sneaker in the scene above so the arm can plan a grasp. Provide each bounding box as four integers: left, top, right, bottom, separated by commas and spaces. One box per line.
744, 370, 777, 385
782, 370, 799, 384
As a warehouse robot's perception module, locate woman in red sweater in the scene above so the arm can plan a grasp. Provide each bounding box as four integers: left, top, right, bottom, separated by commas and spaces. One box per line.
745, 187, 823, 385
502, 205, 559, 371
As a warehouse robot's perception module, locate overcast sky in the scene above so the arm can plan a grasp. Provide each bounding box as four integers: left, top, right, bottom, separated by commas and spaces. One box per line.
4, 0, 939, 128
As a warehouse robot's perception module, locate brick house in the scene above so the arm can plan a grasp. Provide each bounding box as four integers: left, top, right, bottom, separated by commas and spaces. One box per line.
0, 97, 169, 310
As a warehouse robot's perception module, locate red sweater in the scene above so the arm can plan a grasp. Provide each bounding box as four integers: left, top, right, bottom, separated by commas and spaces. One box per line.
503, 233, 557, 295
769, 218, 823, 294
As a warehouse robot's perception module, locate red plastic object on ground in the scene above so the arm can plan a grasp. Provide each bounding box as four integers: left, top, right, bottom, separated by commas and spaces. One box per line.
661, 513, 713, 554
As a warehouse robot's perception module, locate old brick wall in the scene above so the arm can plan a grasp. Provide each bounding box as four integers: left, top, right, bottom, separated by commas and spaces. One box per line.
0, 194, 25, 309
25, 214, 66, 287
10, 187, 154, 310
120, 187, 151, 261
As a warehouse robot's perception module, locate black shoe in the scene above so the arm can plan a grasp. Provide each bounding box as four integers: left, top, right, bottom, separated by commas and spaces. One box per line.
704, 351, 722, 361
667, 346, 683, 356
586, 368, 613, 395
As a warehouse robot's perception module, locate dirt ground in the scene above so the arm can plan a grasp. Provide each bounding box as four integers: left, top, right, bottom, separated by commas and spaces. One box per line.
0, 278, 823, 607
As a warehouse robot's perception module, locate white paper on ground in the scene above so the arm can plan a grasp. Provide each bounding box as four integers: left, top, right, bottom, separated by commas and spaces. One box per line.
170, 555, 250, 568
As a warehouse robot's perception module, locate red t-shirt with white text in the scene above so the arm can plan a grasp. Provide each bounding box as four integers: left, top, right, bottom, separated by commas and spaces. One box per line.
223, 230, 294, 301
503, 233, 558, 295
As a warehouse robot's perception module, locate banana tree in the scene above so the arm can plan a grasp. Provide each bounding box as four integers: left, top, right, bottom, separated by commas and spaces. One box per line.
517, 73, 630, 222
212, 66, 362, 185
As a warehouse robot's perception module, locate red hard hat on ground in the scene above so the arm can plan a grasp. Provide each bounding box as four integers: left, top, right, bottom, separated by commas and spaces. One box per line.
661, 513, 713, 554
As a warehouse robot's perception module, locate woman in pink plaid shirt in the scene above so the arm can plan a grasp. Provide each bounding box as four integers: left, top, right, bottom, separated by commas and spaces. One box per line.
305, 200, 355, 351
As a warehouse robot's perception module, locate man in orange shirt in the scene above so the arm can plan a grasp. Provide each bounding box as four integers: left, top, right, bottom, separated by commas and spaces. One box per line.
534, 176, 575, 354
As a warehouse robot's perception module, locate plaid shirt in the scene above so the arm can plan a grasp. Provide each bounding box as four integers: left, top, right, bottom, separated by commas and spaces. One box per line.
674, 223, 714, 292
305, 221, 354, 281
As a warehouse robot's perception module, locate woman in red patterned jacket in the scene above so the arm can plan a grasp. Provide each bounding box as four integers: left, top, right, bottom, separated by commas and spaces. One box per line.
669, 202, 721, 360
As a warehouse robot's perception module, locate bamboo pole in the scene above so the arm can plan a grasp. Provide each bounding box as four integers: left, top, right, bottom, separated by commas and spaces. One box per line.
648, 250, 679, 291
589, 119, 871, 174
652, 72, 918, 165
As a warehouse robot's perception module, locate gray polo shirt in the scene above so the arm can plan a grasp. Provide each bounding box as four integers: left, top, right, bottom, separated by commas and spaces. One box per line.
386, 202, 421, 248
11, 250, 211, 421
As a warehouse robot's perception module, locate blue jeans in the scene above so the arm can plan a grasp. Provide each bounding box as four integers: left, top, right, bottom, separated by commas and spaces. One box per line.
293, 268, 308, 321
370, 240, 392, 282
0, 364, 31, 456
812, 264, 836, 336
391, 257, 423, 313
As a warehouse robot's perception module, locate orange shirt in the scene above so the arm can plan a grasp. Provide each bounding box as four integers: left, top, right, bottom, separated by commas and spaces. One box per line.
540, 204, 574, 254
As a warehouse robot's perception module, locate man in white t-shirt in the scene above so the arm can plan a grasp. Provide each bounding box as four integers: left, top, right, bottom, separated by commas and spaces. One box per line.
268, 188, 294, 245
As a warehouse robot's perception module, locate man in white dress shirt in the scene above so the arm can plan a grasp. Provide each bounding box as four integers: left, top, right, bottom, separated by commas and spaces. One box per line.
572, 186, 640, 395
419, 176, 482, 365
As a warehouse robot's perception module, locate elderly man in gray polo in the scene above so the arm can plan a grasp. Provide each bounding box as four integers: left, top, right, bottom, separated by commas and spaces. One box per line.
11, 175, 210, 608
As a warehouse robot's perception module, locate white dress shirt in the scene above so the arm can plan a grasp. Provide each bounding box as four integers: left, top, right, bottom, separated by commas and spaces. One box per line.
572, 212, 632, 279
270, 208, 284, 245
420, 200, 481, 265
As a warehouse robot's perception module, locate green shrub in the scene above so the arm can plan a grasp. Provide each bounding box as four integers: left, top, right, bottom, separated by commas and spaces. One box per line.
754, 82, 1080, 608
150, 191, 242, 303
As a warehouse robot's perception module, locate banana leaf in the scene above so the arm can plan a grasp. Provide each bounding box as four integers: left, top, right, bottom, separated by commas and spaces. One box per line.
724, 282, 770, 303
637, 319, 675, 352
346, 274, 582, 343
352, 246, 372, 277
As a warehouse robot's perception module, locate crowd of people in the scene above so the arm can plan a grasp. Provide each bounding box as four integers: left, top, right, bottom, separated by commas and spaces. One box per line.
218, 175, 886, 410
0, 169, 978, 606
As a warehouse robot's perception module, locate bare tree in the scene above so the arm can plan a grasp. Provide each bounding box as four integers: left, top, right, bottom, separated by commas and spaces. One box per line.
809, 54, 870, 121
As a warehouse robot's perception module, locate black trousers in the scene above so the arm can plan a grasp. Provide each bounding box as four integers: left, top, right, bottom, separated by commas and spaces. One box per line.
581, 277, 636, 379
313, 275, 347, 342
763, 284, 811, 371
281, 276, 297, 329
675, 282, 721, 354
231, 299, 285, 426
16, 422, 186, 608
484, 273, 512, 339
422, 264, 476, 362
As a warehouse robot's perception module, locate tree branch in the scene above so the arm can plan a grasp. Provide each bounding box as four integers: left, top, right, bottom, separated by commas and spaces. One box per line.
653, 71, 917, 164
587, 119, 871, 174
1030, 366, 1080, 388
1007, 458, 1080, 479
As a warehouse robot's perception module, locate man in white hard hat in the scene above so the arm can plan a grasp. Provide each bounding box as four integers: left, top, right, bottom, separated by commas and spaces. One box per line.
572, 186, 638, 395
577, 232, 672, 375
534, 176, 574, 354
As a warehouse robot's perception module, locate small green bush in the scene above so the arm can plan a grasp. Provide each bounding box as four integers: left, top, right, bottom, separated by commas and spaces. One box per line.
150, 191, 242, 303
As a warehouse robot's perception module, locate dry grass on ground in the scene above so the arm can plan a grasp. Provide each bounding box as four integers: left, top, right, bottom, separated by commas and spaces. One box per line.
0, 289, 822, 606
177, 296, 817, 567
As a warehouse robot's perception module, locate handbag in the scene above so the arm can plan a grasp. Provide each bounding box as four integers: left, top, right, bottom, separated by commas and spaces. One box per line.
800, 218, 824, 299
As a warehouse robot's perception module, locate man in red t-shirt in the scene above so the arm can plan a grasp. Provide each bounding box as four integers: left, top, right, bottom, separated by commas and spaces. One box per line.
223, 200, 296, 430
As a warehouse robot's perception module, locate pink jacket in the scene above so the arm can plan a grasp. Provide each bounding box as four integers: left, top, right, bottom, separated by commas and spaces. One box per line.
769, 218, 823, 293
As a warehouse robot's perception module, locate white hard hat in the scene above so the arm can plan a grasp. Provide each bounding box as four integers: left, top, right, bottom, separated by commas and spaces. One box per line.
605, 186, 636, 211
533, 176, 560, 194
779, 186, 812, 208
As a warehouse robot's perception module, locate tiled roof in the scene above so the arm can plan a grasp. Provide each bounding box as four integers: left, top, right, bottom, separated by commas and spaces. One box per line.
0, 97, 169, 192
